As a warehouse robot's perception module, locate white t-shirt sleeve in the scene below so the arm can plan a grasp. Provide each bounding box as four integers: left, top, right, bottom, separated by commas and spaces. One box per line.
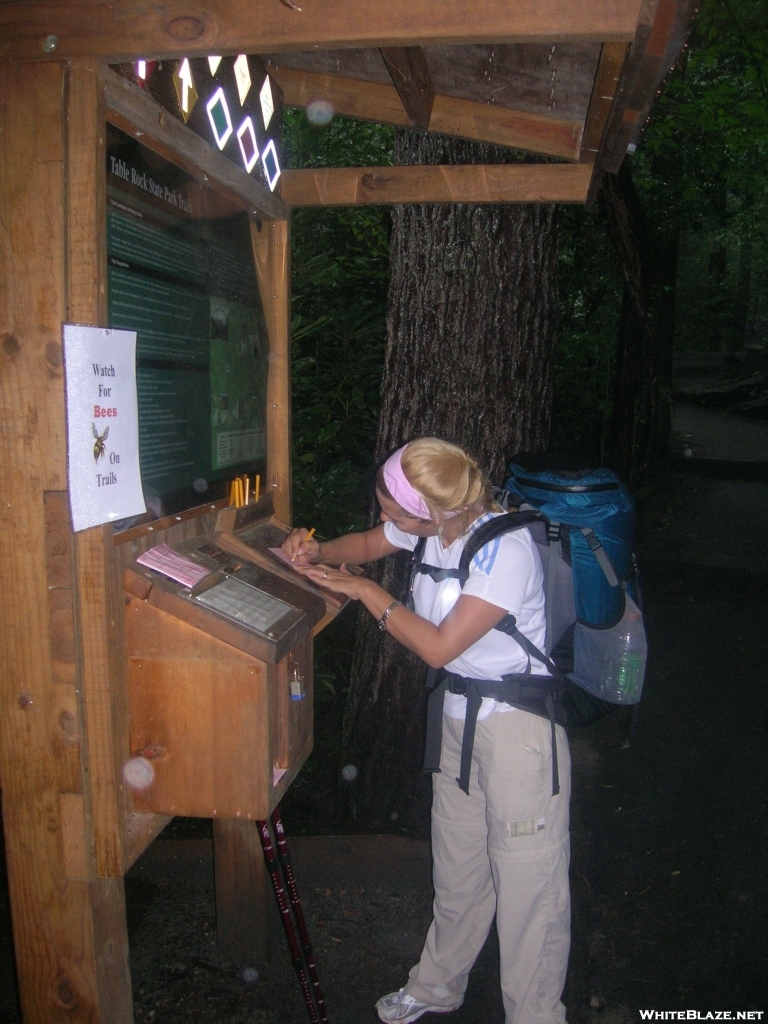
382, 520, 418, 552
461, 529, 543, 617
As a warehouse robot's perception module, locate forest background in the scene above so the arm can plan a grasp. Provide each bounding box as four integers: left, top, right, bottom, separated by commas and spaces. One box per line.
282, 0, 768, 827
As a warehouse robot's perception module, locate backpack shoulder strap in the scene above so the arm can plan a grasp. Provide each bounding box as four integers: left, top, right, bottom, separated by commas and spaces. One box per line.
410, 534, 466, 585
413, 536, 427, 565
406, 536, 430, 610
457, 509, 560, 676
458, 509, 545, 575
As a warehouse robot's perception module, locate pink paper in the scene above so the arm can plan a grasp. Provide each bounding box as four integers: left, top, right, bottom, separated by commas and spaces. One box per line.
137, 544, 212, 588
268, 546, 300, 567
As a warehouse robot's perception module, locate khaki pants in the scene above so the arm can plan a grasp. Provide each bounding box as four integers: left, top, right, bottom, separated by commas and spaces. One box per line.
406, 710, 571, 1024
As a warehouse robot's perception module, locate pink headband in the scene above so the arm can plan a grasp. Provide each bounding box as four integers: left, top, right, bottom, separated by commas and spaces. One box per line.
381, 445, 432, 520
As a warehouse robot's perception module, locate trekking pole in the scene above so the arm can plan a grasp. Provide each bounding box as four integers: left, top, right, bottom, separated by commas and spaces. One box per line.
270, 807, 329, 1024
257, 818, 321, 1024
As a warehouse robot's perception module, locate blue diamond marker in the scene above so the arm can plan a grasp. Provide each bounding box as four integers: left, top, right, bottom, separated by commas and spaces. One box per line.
261, 139, 281, 191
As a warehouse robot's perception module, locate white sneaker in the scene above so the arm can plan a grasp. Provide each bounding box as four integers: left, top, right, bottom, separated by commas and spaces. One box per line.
375, 987, 461, 1023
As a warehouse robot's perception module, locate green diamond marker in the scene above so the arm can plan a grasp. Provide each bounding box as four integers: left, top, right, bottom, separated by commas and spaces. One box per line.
206, 88, 233, 150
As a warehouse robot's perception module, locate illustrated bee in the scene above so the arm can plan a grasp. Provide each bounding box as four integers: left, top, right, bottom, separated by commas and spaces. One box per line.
92, 423, 109, 463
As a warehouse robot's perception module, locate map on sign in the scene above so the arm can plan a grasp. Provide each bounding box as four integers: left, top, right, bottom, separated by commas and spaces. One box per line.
210, 296, 268, 470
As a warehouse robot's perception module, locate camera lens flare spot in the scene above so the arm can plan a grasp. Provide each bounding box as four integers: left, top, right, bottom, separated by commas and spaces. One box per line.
306, 99, 334, 126
123, 756, 155, 790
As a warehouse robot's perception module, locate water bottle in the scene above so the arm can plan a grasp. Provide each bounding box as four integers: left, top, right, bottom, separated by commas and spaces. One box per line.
600, 605, 646, 703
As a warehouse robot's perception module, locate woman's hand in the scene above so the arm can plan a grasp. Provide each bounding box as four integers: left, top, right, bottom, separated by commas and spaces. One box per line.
282, 527, 321, 566
303, 563, 368, 601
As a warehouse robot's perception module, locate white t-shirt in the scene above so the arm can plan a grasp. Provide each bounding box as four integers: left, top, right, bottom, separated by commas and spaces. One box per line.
383, 512, 547, 720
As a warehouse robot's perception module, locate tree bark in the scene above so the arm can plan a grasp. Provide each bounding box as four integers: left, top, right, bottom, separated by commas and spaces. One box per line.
336, 130, 560, 827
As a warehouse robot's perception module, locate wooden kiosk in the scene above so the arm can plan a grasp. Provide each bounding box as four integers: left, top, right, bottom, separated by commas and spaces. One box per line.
0, 3, 695, 1021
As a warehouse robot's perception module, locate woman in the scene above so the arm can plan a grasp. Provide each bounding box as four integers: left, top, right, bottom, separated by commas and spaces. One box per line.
282, 438, 571, 1024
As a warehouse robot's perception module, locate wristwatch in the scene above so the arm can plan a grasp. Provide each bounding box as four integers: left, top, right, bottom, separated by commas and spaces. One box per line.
378, 600, 402, 632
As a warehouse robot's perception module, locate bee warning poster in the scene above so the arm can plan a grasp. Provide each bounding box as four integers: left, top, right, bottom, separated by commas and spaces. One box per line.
63, 324, 146, 532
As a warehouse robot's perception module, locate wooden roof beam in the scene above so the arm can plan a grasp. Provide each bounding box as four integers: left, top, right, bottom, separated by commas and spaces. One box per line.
270, 66, 584, 162
0, 0, 645, 63
380, 47, 435, 130
579, 42, 629, 164
280, 164, 592, 207
587, 0, 699, 201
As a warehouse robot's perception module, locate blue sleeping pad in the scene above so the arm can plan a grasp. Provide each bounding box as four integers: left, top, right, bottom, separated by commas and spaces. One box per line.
504, 455, 636, 627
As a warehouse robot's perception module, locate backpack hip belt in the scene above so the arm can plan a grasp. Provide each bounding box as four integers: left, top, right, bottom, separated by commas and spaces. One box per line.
423, 669, 565, 797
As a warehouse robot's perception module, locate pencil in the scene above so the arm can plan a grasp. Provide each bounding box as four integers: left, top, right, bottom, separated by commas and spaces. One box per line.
255, 475, 260, 503
292, 526, 315, 561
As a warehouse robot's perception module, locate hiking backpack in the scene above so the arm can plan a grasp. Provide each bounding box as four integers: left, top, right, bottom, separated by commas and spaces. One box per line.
409, 454, 646, 794
500, 453, 647, 726
410, 453, 647, 731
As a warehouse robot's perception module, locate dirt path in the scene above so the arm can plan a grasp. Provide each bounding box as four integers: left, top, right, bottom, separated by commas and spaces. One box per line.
671, 402, 768, 463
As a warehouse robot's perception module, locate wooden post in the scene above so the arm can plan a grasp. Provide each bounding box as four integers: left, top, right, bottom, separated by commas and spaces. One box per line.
0, 59, 134, 1023
206, 218, 295, 965
253, 219, 292, 525
213, 819, 274, 964
67, 59, 134, 1019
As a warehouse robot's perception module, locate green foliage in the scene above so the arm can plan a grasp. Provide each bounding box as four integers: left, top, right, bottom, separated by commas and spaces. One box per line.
635, 0, 768, 231
632, 0, 768, 352
282, 113, 394, 816
286, 111, 393, 536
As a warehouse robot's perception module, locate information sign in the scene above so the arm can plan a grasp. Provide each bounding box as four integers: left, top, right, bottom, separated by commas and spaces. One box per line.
63, 324, 146, 532
106, 124, 269, 518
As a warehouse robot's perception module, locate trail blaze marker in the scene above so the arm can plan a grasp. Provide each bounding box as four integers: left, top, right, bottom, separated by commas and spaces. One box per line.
260, 76, 275, 129
234, 54, 252, 105
237, 116, 260, 172
207, 87, 234, 149
261, 138, 281, 191
174, 57, 198, 121
130, 54, 283, 188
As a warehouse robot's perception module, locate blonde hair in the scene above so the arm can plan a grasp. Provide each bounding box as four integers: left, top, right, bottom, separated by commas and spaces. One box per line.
399, 438, 497, 519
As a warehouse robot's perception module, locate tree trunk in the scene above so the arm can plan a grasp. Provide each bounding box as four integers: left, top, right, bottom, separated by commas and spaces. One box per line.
600, 162, 678, 483
733, 234, 752, 350
336, 130, 560, 827
649, 227, 679, 460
